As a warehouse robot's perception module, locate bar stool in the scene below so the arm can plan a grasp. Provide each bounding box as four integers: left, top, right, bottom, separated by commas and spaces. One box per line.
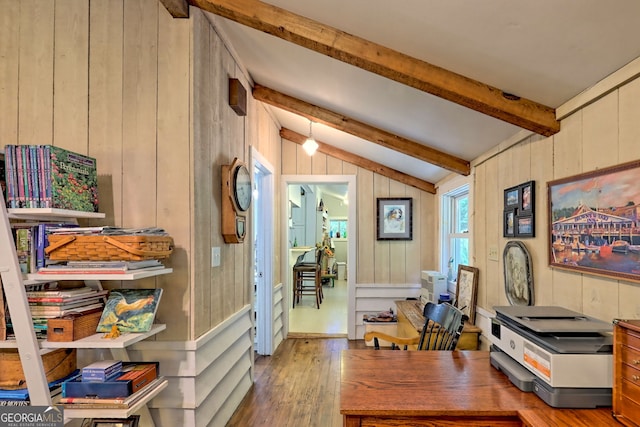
292, 248, 324, 309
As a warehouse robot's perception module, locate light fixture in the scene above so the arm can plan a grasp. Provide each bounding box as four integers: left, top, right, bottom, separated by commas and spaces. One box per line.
302, 121, 318, 156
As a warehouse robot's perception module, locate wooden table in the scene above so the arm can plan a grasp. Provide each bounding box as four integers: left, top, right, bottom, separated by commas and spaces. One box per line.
340, 350, 618, 426
396, 300, 482, 350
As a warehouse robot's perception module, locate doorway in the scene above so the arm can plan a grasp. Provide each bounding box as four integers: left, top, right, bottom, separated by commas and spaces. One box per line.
282, 175, 357, 339
252, 148, 274, 355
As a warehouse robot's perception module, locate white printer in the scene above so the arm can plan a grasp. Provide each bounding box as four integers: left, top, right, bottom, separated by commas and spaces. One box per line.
489, 305, 613, 408
420, 270, 447, 303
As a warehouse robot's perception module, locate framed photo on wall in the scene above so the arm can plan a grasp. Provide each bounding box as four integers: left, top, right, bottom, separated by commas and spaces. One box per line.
504, 185, 519, 210
548, 160, 640, 282
503, 210, 515, 237
519, 181, 535, 213
516, 215, 534, 238
376, 198, 412, 240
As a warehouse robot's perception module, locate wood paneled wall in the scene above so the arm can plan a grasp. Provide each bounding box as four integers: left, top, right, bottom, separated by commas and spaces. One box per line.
0, 1, 281, 343
281, 139, 436, 285
472, 67, 640, 323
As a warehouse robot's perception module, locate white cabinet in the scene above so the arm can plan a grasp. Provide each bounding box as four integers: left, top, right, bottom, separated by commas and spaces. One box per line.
0, 200, 169, 425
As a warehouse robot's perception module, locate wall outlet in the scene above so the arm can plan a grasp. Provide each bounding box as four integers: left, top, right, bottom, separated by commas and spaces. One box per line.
212, 247, 221, 267
488, 245, 499, 261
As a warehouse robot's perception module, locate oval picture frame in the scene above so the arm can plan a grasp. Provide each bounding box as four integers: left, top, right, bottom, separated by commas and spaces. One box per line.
503, 241, 534, 306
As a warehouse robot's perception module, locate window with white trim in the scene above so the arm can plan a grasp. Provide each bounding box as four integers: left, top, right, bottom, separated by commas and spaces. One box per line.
441, 184, 470, 290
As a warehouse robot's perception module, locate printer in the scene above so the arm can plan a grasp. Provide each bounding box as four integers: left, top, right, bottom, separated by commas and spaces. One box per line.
489, 305, 613, 408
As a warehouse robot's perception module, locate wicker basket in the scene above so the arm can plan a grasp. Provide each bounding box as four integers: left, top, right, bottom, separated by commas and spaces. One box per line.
45, 234, 174, 261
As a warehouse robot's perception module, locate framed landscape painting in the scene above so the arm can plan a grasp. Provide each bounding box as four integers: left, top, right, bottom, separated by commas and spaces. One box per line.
548, 160, 640, 282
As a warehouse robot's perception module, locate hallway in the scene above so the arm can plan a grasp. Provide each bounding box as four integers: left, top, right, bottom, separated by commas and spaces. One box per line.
227, 337, 366, 426
288, 279, 348, 335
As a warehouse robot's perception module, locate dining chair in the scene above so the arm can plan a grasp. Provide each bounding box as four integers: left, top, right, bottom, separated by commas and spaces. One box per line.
364, 302, 466, 350
292, 248, 324, 309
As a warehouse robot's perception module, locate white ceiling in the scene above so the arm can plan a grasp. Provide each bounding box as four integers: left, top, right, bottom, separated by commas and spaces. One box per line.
210, 0, 640, 184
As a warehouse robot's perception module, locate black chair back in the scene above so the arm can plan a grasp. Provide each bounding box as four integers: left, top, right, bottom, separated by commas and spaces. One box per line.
417, 302, 466, 351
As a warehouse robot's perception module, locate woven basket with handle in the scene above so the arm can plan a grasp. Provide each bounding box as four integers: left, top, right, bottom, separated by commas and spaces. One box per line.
45, 235, 174, 261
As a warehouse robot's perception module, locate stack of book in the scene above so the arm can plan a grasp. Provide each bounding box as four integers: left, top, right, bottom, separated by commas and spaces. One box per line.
36, 259, 165, 275
3, 144, 98, 212
22, 285, 107, 338
59, 362, 161, 409
10, 222, 77, 273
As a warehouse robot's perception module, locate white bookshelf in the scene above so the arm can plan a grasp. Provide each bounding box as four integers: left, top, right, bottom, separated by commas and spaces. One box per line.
42, 324, 166, 350
27, 268, 173, 282
0, 204, 169, 426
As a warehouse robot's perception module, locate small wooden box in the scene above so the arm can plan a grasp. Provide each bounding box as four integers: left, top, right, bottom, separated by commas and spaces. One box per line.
47, 310, 102, 342
0, 348, 76, 389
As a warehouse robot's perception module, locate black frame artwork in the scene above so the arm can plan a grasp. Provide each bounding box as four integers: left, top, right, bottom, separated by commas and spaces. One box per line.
503, 181, 535, 238
376, 197, 413, 240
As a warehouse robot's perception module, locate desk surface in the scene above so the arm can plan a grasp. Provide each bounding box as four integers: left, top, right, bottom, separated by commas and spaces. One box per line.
340, 350, 617, 426
396, 299, 481, 333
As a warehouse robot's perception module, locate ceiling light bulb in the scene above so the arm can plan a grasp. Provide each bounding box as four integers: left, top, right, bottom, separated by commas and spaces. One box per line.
303, 137, 318, 155
303, 120, 318, 155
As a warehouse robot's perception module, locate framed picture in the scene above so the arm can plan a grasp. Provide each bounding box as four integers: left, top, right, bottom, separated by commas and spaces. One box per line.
519, 180, 535, 213
376, 198, 412, 240
548, 160, 640, 282
503, 241, 534, 306
90, 416, 139, 427
504, 185, 519, 209
455, 265, 479, 324
516, 215, 534, 237
503, 209, 515, 237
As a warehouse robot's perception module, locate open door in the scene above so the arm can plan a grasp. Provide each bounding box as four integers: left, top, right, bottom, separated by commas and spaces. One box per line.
252, 148, 274, 355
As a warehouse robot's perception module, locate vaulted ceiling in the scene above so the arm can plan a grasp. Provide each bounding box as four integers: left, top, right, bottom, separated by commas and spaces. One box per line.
161, 0, 640, 193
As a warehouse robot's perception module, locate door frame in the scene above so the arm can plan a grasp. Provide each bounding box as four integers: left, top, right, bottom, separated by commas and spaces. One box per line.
281, 174, 357, 339
251, 147, 274, 355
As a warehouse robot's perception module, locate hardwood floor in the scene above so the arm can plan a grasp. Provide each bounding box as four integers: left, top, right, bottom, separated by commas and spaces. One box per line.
226, 337, 367, 426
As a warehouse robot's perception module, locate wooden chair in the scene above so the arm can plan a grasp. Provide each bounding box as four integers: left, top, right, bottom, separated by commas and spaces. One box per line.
364, 302, 466, 350
292, 248, 324, 309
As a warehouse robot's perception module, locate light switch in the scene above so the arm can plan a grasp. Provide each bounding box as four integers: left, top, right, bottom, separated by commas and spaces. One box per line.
488, 246, 499, 261
212, 247, 221, 267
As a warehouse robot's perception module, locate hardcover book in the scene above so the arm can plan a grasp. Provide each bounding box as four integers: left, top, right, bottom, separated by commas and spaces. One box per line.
3, 145, 98, 212
96, 289, 163, 333
46, 146, 98, 212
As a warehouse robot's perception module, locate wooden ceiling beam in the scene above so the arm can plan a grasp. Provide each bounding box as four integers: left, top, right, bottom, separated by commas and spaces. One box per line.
280, 128, 436, 194
189, 0, 560, 136
159, 0, 189, 18
254, 84, 470, 176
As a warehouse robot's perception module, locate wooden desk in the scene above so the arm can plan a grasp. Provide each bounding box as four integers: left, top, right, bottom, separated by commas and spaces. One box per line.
340, 350, 617, 427
396, 300, 482, 350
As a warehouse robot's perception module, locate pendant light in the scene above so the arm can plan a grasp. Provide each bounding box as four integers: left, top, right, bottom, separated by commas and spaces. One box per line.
302, 120, 318, 156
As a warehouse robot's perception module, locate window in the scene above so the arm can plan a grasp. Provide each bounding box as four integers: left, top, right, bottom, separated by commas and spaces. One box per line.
441, 183, 470, 289
329, 219, 348, 238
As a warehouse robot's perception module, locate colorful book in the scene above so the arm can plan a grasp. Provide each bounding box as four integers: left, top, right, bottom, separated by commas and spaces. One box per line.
46, 146, 98, 212
81, 360, 123, 382
4, 146, 16, 207
28, 290, 108, 304
96, 289, 163, 333
14, 145, 25, 208
26, 286, 93, 298
29, 302, 104, 318
14, 226, 34, 273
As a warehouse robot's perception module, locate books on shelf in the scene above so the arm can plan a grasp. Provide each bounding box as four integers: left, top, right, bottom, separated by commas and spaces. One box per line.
3, 144, 98, 212
29, 303, 104, 319
82, 360, 123, 382
8, 222, 77, 273
58, 376, 164, 409
36, 259, 165, 275
96, 289, 163, 333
